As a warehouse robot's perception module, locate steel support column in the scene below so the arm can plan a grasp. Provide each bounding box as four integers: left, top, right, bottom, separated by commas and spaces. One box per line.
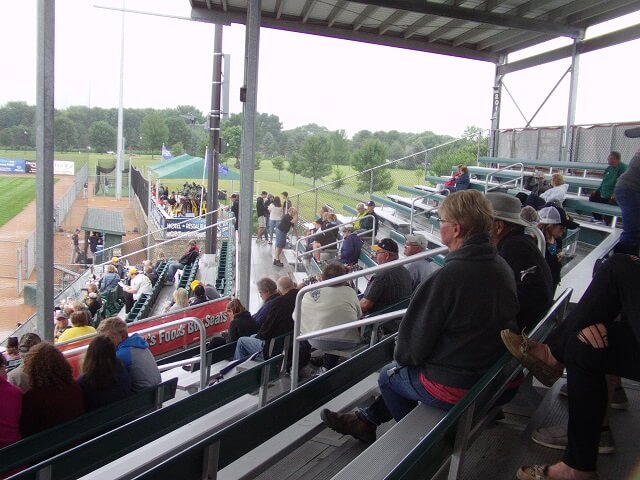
489, 55, 505, 158
206, 25, 224, 255
563, 39, 580, 162
238, 0, 261, 307
36, 0, 55, 341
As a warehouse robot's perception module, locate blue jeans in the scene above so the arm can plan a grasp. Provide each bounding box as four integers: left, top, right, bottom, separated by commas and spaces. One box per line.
614, 184, 640, 253
268, 219, 279, 241
359, 362, 453, 425
166, 261, 183, 283
233, 335, 265, 361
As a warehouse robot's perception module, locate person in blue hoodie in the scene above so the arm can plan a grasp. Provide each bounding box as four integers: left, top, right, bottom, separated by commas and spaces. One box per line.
98, 317, 161, 392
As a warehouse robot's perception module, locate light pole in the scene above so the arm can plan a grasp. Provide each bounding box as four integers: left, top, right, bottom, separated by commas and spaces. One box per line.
23, 130, 29, 158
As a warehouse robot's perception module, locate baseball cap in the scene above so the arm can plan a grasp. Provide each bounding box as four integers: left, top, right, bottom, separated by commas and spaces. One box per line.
539, 205, 579, 229
190, 279, 201, 291
366, 201, 376, 207
56, 311, 69, 320
111, 256, 119, 263
128, 266, 138, 275
624, 127, 640, 138
404, 234, 428, 249
18, 333, 42, 353
486, 192, 529, 228
371, 238, 399, 254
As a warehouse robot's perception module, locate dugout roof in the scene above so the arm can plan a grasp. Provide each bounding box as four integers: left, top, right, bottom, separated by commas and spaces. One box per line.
189, 0, 640, 65
81, 208, 126, 236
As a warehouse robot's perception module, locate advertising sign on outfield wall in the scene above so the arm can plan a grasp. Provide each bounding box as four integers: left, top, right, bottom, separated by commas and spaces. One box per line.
0, 159, 75, 175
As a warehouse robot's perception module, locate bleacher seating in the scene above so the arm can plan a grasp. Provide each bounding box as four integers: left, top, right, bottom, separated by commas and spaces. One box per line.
125, 261, 169, 323
0, 378, 178, 478
326, 289, 573, 480
477, 156, 609, 174
7, 356, 283, 480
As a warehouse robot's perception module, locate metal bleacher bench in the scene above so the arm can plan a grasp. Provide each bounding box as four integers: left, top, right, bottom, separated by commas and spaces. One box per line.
0, 378, 178, 479
477, 156, 608, 174
332, 288, 572, 480
9, 356, 283, 480
109, 335, 397, 480
368, 195, 411, 233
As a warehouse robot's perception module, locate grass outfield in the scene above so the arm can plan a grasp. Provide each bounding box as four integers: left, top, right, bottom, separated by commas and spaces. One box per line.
0, 150, 425, 220
0, 177, 37, 227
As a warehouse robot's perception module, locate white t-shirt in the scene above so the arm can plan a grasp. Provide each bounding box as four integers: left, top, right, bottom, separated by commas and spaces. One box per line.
130, 274, 153, 300
268, 203, 284, 221
297, 285, 362, 343
540, 184, 569, 205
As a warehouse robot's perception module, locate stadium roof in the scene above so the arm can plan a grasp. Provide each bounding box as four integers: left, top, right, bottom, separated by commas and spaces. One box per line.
189, 0, 640, 64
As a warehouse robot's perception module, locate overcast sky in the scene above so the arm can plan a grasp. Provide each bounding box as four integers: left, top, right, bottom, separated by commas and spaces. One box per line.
1, 1, 639, 138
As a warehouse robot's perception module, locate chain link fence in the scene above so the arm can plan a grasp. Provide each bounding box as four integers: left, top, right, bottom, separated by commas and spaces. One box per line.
290, 137, 478, 223
494, 121, 640, 165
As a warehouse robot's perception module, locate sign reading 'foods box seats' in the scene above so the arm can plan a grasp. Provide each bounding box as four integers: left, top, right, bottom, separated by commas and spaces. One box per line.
59, 297, 229, 377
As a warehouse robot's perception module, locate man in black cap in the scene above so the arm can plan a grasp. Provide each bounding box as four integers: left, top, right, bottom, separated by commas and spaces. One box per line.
487, 192, 554, 333
358, 201, 379, 237
360, 238, 412, 333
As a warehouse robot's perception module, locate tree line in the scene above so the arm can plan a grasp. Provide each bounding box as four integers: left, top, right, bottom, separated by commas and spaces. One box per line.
0, 101, 485, 192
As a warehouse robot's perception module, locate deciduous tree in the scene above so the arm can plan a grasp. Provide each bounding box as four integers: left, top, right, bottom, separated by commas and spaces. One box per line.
300, 135, 333, 187
140, 113, 169, 158
351, 139, 393, 194
89, 121, 116, 153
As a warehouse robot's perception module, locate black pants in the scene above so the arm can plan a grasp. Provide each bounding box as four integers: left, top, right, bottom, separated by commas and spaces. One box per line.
589, 191, 616, 222
546, 254, 640, 471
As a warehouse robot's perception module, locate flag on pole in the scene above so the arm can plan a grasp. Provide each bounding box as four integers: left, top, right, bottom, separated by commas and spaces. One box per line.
218, 163, 229, 175
161, 144, 173, 161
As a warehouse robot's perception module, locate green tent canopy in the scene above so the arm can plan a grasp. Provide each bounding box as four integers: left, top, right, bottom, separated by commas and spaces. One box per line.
150, 156, 240, 181
148, 154, 193, 172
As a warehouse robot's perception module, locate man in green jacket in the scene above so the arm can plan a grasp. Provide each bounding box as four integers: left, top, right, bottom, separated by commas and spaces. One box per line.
589, 151, 626, 223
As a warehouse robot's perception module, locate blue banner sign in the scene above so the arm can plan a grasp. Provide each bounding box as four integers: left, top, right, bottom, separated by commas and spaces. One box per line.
0, 158, 26, 173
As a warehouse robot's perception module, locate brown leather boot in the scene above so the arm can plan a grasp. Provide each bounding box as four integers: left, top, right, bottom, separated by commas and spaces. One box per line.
320, 409, 376, 443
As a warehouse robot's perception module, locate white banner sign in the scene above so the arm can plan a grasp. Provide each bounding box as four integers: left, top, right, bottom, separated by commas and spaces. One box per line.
53, 161, 75, 176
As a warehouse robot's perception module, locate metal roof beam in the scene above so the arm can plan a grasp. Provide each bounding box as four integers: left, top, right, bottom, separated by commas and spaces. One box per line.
353, 5, 378, 31
378, 9, 407, 35
327, 0, 346, 27
569, 0, 640, 27
403, 14, 437, 39
498, 22, 640, 75
300, 0, 317, 22
451, 0, 556, 47
347, 0, 584, 37
190, 6, 500, 62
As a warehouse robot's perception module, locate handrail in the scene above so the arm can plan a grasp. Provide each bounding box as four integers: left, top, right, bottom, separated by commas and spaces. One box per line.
409, 192, 442, 234
296, 309, 407, 343
63, 316, 208, 390
290, 136, 476, 202
293, 217, 377, 273
93, 209, 232, 271
290, 245, 449, 389
484, 162, 524, 193
385, 287, 573, 479
92, 206, 226, 270
293, 221, 344, 272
